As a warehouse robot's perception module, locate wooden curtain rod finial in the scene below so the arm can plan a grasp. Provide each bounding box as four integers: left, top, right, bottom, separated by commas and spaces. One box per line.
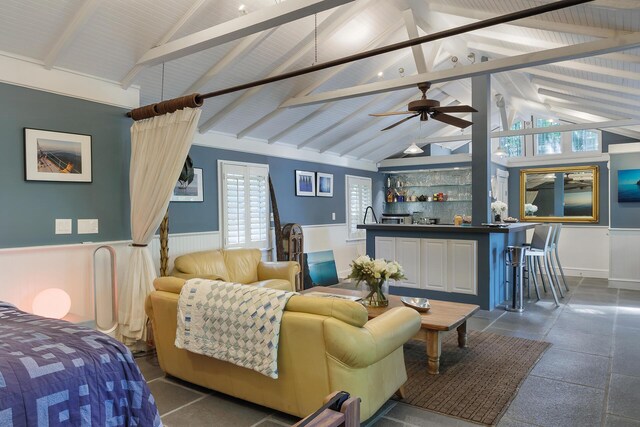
128, 93, 203, 121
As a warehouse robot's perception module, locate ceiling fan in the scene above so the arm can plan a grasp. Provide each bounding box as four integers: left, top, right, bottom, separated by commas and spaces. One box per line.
369, 82, 478, 131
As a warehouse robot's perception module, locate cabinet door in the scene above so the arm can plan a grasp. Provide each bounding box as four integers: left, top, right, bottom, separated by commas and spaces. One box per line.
420, 239, 448, 291
447, 240, 477, 295
374, 237, 395, 261
395, 238, 421, 288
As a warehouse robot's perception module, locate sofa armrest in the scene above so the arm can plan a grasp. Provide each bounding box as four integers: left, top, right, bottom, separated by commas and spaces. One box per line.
257, 261, 299, 285
324, 307, 420, 368
153, 276, 186, 294
171, 271, 226, 281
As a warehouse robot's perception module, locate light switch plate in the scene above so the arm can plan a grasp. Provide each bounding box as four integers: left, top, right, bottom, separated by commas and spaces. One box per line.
77, 219, 99, 234
332, 212, 336, 220
55, 219, 72, 235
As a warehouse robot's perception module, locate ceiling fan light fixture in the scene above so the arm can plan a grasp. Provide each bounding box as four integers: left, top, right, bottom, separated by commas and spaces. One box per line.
404, 142, 424, 155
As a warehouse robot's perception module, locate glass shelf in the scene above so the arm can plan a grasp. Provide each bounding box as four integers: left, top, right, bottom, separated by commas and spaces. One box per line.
388, 183, 472, 188
387, 200, 472, 203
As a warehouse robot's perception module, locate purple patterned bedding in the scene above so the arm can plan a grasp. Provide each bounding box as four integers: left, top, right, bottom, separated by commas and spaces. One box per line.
0, 303, 161, 426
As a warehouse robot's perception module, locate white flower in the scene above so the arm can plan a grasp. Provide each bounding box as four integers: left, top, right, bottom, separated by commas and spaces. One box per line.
373, 259, 387, 273
491, 200, 507, 213
353, 255, 370, 265
524, 203, 538, 214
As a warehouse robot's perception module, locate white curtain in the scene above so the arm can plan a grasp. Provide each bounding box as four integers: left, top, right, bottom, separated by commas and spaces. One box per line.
118, 108, 201, 346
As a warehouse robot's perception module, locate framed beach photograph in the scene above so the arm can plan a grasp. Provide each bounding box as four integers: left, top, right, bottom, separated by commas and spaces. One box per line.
618, 169, 640, 203
24, 128, 92, 182
295, 170, 315, 196
171, 168, 203, 202
316, 172, 333, 197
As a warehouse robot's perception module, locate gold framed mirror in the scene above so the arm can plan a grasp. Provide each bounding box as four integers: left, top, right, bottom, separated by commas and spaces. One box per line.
520, 165, 599, 223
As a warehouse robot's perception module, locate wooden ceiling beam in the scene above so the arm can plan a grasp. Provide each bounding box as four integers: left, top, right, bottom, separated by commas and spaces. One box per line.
281, 32, 640, 108
135, 0, 354, 67
528, 69, 640, 97
534, 80, 640, 106
402, 9, 428, 74
538, 88, 640, 110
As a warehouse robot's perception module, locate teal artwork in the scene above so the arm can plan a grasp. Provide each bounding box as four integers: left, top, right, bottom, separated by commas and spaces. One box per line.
307, 250, 339, 286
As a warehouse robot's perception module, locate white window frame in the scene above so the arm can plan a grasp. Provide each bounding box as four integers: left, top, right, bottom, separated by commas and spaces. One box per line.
218, 160, 269, 249
345, 175, 372, 241
533, 117, 602, 157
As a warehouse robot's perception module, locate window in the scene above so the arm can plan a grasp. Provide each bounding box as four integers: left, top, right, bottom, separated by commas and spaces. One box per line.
220, 161, 269, 249
499, 121, 524, 157
346, 175, 372, 240
535, 118, 562, 155
572, 130, 599, 152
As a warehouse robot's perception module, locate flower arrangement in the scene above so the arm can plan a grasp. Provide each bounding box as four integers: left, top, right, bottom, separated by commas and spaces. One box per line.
491, 200, 508, 214
524, 203, 539, 215
348, 255, 405, 307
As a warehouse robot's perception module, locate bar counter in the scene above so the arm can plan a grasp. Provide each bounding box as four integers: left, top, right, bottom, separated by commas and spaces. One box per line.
357, 222, 538, 310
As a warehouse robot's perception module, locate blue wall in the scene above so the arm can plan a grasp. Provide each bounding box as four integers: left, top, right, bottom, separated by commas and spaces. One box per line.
168, 145, 384, 233
0, 83, 131, 248
508, 161, 609, 226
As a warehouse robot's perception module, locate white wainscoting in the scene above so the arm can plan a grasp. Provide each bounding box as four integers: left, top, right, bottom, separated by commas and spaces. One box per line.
526, 225, 610, 279
609, 228, 640, 290
0, 224, 358, 324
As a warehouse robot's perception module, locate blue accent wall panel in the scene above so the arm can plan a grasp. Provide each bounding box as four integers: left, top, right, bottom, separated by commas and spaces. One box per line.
0, 83, 131, 248
168, 146, 383, 233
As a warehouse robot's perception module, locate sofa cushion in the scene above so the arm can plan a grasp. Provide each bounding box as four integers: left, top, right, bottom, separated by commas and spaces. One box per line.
285, 295, 368, 328
249, 279, 292, 291
223, 248, 261, 283
173, 250, 230, 282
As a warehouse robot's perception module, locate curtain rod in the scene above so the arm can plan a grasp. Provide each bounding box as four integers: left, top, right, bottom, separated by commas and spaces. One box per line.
127, 0, 594, 121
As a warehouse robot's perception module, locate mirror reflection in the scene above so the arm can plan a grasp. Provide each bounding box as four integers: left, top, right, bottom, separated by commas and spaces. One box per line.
520, 166, 599, 223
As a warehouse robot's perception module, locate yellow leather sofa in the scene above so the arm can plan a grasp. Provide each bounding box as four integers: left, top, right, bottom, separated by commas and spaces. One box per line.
146, 277, 421, 421
171, 248, 298, 292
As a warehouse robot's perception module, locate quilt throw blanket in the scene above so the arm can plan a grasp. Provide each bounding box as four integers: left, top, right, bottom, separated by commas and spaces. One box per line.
175, 280, 296, 379
0, 302, 161, 427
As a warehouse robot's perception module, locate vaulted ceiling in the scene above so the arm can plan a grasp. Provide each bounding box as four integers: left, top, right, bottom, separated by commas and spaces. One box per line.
1, 0, 639, 163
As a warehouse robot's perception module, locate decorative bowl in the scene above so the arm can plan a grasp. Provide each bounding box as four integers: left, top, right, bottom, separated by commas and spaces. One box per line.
503, 217, 519, 223
400, 297, 431, 313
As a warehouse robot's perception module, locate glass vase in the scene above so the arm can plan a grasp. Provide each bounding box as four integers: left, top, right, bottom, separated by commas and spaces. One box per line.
361, 279, 389, 307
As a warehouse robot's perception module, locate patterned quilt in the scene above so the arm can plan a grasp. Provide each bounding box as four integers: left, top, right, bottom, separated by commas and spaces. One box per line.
0, 302, 161, 427
175, 280, 296, 379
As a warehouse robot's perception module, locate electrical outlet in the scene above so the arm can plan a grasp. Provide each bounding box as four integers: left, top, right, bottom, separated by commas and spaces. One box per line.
55, 219, 72, 235
332, 212, 336, 220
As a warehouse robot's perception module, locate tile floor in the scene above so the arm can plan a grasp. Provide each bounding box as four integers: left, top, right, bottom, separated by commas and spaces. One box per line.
135, 276, 640, 426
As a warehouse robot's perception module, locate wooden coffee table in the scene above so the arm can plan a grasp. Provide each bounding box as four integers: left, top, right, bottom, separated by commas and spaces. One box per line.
304, 287, 480, 375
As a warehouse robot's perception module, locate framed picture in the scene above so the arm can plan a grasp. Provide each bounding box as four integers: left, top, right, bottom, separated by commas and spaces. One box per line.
24, 128, 92, 182
295, 170, 315, 196
171, 168, 203, 202
316, 172, 333, 197
618, 169, 640, 203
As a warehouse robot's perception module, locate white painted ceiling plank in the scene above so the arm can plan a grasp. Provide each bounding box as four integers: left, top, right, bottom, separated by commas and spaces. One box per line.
136, 0, 355, 67
534, 80, 640, 105
235, 19, 404, 140
119, 0, 210, 88
527, 69, 640, 97
538, 88, 640, 109
43, 0, 102, 69
281, 31, 640, 108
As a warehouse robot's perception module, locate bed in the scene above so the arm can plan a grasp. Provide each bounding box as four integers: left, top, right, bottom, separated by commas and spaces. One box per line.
0, 303, 161, 426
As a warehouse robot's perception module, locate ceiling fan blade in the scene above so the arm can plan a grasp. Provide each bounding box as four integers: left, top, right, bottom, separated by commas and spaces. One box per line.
369, 111, 414, 117
381, 113, 420, 131
430, 112, 473, 129
432, 105, 477, 113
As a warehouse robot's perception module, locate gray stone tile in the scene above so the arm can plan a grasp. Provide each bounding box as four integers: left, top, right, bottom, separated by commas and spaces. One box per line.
580, 277, 610, 287
268, 412, 300, 425
369, 418, 405, 427
505, 375, 604, 427
616, 312, 640, 331
530, 348, 610, 389
568, 293, 619, 305
619, 290, 640, 301
484, 326, 546, 341
135, 354, 165, 381
605, 415, 640, 427
385, 403, 475, 426
162, 392, 272, 426
147, 378, 204, 416
608, 374, 640, 421
565, 302, 618, 316
612, 330, 640, 377
545, 328, 613, 357
473, 309, 506, 321
467, 316, 493, 331
490, 311, 557, 334
497, 417, 538, 427
255, 421, 290, 427
553, 311, 615, 336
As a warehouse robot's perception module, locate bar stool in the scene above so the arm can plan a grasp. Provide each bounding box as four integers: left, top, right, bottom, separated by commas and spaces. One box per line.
549, 223, 569, 292
524, 224, 560, 307
505, 245, 526, 312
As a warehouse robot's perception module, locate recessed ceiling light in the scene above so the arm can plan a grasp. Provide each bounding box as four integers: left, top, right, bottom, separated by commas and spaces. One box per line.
238, 4, 247, 14
377, 71, 384, 78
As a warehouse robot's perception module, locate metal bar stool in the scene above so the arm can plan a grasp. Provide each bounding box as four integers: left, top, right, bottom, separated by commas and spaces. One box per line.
505, 245, 527, 312
549, 223, 569, 292
524, 224, 560, 307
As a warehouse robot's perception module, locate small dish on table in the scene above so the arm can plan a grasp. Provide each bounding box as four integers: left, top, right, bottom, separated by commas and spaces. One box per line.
400, 297, 431, 313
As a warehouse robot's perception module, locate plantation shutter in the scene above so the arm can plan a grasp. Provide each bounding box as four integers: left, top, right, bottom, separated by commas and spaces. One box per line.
221, 162, 269, 249
346, 175, 372, 240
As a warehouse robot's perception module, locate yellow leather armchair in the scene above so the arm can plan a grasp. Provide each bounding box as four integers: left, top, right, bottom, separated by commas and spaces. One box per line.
146, 277, 421, 421
171, 248, 298, 292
